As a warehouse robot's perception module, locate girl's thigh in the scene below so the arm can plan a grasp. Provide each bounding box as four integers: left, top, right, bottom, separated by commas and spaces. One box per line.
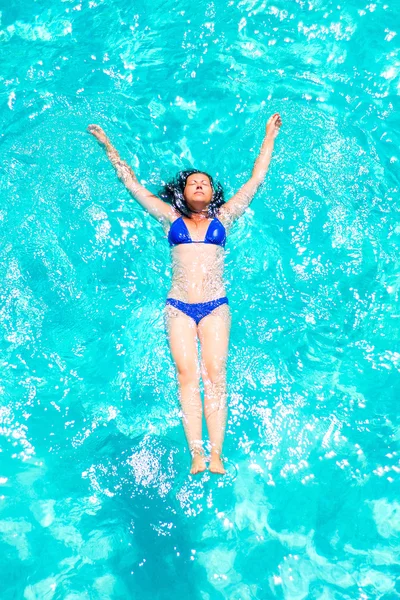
164, 303, 199, 377
197, 303, 231, 379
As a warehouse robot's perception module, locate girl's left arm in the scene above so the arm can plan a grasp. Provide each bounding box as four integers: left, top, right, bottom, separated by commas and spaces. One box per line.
220, 113, 282, 224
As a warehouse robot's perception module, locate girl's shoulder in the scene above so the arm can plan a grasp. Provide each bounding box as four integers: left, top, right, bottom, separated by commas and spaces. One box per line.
160, 208, 181, 235
216, 205, 235, 233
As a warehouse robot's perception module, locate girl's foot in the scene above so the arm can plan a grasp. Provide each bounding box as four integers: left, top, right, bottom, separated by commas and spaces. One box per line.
209, 454, 226, 475
190, 453, 207, 474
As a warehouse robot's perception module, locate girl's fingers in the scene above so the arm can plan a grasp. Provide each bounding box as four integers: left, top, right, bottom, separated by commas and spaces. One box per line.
88, 124, 103, 132
267, 114, 281, 127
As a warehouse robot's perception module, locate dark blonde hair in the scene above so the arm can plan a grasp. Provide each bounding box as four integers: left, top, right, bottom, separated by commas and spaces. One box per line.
158, 169, 225, 219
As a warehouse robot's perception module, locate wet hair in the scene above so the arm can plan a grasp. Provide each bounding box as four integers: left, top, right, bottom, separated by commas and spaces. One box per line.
158, 169, 225, 219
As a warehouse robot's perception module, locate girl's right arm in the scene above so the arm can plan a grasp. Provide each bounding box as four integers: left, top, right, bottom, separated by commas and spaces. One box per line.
87, 124, 176, 225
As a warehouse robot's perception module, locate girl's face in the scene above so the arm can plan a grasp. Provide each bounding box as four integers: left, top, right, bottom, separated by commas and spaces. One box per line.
183, 173, 213, 211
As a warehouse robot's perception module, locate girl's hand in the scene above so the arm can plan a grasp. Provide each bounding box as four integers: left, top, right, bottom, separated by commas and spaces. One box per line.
87, 124, 109, 145
266, 113, 282, 140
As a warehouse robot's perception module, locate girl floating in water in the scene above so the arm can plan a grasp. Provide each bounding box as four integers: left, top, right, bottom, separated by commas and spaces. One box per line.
88, 113, 282, 475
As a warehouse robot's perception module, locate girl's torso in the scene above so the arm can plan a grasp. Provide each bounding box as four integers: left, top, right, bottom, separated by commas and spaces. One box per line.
163, 209, 232, 304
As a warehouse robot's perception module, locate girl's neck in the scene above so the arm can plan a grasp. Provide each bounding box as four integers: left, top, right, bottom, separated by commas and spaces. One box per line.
190, 210, 209, 221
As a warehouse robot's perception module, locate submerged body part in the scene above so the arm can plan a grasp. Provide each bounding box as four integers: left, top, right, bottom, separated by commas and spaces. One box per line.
164, 211, 232, 474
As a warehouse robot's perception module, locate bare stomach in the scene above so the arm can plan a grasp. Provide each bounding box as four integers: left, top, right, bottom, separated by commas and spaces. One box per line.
167, 245, 227, 303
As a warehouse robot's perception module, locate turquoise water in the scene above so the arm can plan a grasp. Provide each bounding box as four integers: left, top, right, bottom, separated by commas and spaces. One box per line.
1, 0, 400, 597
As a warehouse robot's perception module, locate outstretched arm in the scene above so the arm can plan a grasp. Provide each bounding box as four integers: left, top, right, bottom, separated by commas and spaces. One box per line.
87, 124, 175, 225
220, 113, 282, 224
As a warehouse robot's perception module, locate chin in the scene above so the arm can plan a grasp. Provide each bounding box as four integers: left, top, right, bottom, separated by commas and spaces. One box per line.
193, 198, 211, 204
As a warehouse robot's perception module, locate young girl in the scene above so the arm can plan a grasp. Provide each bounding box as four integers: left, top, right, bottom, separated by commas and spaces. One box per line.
88, 112, 282, 475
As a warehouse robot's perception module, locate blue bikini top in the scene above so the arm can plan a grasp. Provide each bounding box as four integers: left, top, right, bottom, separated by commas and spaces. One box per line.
168, 216, 226, 248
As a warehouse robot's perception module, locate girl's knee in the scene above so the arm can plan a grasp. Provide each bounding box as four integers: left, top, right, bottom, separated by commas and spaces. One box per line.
201, 361, 226, 386
177, 366, 200, 387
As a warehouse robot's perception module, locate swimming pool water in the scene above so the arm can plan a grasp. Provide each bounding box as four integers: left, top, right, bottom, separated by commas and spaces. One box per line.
1, 0, 399, 598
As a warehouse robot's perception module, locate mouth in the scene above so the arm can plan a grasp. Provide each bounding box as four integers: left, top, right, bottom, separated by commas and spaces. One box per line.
194, 191, 204, 195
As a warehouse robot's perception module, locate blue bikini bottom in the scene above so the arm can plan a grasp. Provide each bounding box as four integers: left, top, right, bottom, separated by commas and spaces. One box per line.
165, 296, 229, 326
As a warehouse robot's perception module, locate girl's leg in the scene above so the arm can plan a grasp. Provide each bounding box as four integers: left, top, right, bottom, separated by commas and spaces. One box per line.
164, 304, 205, 474
197, 303, 231, 473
